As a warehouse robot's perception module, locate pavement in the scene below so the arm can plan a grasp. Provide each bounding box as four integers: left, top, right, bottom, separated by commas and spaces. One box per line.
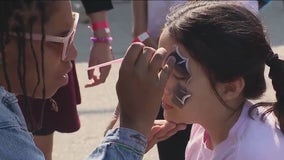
52, 1, 284, 160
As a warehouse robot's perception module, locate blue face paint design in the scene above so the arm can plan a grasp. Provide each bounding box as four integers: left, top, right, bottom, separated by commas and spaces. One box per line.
169, 47, 192, 108
169, 47, 191, 81
172, 83, 192, 108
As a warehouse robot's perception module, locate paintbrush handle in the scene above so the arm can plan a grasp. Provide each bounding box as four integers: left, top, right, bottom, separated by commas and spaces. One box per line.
87, 58, 124, 70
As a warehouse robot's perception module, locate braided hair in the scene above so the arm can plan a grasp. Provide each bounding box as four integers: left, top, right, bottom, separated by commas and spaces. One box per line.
0, 0, 54, 131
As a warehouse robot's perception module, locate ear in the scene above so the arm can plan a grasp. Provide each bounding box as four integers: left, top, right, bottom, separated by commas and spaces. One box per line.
216, 77, 245, 101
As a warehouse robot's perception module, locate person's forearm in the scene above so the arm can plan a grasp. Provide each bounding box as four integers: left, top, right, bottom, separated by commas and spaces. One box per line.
88, 11, 111, 38
87, 128, 146, 160
132, 0, 148, 37
132, 0, 157, 48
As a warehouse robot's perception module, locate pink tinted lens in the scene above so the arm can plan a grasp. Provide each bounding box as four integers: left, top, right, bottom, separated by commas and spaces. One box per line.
62, 30, 75, 60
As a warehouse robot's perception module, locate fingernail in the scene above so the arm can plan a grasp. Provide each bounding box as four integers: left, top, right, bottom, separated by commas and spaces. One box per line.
156, 47, 167, 55
179, 125, 187, 130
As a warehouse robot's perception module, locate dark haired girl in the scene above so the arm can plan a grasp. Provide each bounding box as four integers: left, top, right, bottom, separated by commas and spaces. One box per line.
89, 1, 284, 159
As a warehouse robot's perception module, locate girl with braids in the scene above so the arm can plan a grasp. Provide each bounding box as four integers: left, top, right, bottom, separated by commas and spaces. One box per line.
16, 1, 113, 160
0, 1, 78, 159
88, 1, 284, 160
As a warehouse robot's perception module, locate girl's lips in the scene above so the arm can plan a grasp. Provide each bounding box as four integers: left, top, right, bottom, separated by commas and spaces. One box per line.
162, 102, 174, 110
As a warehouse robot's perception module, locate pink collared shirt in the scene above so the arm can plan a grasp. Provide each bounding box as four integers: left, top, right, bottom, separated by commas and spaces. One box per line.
185, 101, 284, 160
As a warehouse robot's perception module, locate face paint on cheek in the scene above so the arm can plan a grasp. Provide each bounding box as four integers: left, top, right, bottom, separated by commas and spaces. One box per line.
172, 83, 192, 108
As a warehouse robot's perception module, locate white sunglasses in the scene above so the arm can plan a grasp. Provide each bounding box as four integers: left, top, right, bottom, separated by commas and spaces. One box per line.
10, 12, 79, 60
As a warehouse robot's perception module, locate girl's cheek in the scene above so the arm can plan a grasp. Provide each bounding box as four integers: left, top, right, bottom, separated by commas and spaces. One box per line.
171, 82, 192, 108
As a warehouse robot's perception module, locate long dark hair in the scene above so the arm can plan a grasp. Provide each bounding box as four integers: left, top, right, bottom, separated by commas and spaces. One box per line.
0, 1, 54, 131
165, 1, 284, 133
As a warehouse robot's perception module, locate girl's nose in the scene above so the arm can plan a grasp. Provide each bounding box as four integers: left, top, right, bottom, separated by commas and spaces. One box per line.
164, 81, 174, 97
